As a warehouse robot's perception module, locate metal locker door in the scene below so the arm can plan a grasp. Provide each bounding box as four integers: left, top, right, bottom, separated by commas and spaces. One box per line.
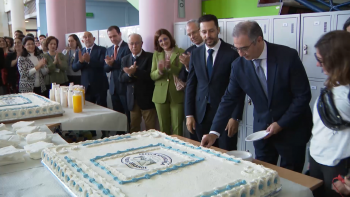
174, 24, 189, 50
245, 126, 255, 158
244, 96, 254, 127
225, 20, 243, 45
309, 79, 326, 112
237, 125, 244, 151
336, 13, 350, 30
272, 18, 298, 51
218, 20, 225, 41
254, 19, 270, 42
301, 15, 331, 80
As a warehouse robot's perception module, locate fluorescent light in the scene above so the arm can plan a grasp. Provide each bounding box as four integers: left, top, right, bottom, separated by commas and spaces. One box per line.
25, 20, 29, 22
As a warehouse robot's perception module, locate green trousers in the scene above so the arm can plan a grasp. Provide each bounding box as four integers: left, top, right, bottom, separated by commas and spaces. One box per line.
154, 92, 184, 136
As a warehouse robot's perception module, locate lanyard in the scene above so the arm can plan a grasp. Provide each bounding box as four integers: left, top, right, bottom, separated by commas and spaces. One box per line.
47, 52, 55, 62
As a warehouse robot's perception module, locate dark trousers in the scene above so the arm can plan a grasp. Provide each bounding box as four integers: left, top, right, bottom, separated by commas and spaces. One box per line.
33, 87, 44, 96
310, 156, 350, 197
253, 138, 306, 173
195, 104, 237, 151
68, 75, 81, 85
111, 93, 130, 132
86, 87, 107, 107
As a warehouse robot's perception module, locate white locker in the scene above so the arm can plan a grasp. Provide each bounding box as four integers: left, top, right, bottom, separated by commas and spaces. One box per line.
309, 79, 326, 113
237, 125, 245, 151
98, 29, 113, 48
245, 126, 255, 158
270, 15, 300, 53
300, 14, 332, 80
218, 20, 225, 41
334, 11, 350, 30
225, 19, 244, 45
244, 96, 254, 127
174, 23, 191, 50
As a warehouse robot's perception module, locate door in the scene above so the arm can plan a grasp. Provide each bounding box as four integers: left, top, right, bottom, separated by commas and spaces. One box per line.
237, 125, 245, 151
174, 23, 190, 50
218, 20, 225, 41
225, 20, 243, 45
309, 79, 326, 112
335, 13, 350, 30
272, 17, 298, 51
300, 15, 332, 80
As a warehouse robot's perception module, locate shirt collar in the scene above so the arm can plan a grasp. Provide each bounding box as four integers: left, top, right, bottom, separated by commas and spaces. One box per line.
87, 44, 95, 51
132, 50, 142, 59
255, 41, 267, 60
195, 41, 204, 48
205, 39, 221, 52
114, 40, 123, 49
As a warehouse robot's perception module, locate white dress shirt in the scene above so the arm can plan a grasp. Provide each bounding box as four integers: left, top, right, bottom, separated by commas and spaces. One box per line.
195, 41, 204, 48
209, 41, 268, 137
86, 44, 95, 54
310, 85, 350, 166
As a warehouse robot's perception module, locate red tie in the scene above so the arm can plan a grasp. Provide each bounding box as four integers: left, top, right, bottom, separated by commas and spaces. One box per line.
114, 45, 119, 60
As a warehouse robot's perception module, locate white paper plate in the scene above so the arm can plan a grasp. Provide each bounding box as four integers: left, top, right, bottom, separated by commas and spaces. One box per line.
226, 151, 253, 161
245, 130, 269, 141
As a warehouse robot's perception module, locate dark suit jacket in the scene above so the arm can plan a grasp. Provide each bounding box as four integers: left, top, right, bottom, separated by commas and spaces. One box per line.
0, 48, 4, 86
185, 40, 245, 124
211, 42, 313, 145
119, 50, 155, 111
104, 41, 131, 96
5, 52, 19, 85
178, 45, 197, 82
72, 44, 109, 93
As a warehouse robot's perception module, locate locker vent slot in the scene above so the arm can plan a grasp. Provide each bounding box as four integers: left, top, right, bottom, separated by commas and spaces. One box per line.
291, 23, 294, 33
264, 24, 266, 33
324, 22, 327, 32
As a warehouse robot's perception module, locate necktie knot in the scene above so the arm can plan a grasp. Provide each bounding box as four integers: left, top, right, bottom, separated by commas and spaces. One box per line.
208, 49, 214, 55
253, 59, 262, 69
87, 48, 91, 54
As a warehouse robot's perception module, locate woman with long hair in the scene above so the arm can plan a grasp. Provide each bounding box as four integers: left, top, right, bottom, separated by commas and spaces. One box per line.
309, 30, 350, 197
5, 35, 25, 93
150, 29, 185, 136
18, 36, 48, 95
62, 34, 82, 85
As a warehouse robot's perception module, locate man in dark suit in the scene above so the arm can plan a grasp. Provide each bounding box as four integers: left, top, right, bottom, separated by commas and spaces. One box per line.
73, 31, 108, 107
119, 33, 156, 133
202, 21, 313, 172
104, 26, 131, 133
0, 48, 5, 95
185, 14, 245, 151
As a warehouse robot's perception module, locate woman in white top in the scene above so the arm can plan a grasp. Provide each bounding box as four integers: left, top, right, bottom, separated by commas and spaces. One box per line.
62, 34, 82, 85
18, 36, 48, 95
309, 30, 350, 197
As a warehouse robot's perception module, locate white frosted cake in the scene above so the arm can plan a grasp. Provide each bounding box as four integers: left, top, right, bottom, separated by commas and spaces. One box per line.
0, 93, 64, 122
42, 130, 281, 197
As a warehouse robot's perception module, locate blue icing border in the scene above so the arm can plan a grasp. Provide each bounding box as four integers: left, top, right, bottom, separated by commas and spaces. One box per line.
90, 143, 204, 185
0, 105, 39, 112
0, 95, 32, 107
81, 135, 132, 146
165, 137, 241, 163
64, 156, 115, 197
200, 180, 247, 197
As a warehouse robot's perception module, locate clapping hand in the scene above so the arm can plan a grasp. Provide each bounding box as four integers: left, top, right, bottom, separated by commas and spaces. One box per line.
123, 61, 138, 75
165, 58, 171, 70
78, 50, 84, 63
83, 53, 90, 63
179, 52, 191, 70
157, 60, 165, 74
104, 55, 114, 66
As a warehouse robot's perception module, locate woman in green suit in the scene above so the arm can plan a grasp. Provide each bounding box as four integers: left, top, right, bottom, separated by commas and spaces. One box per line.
43, 36, 68, 86
151, 29, 185, 136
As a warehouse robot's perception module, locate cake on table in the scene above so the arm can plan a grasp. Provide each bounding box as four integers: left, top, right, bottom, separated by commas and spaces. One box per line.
42, 130, 281, 197
0, 93, 64, 122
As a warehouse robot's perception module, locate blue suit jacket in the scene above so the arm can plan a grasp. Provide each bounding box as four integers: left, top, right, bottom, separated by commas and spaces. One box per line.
185, 40, 245, 124
72, 45, 109, 92
104, 41, 131, 96
211, 42, 313, 145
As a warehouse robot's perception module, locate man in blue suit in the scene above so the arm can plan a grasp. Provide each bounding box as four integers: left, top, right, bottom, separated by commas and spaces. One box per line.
185, 14, 245, 151
202, 21, 313, 172
73, 31, 108, 107
104, 26, 131, 134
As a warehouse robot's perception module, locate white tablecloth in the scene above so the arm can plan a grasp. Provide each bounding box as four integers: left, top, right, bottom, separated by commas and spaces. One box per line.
6, 101, 127, 132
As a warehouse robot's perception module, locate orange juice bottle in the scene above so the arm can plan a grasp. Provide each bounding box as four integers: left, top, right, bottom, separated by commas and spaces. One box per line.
72, 91, 82, 113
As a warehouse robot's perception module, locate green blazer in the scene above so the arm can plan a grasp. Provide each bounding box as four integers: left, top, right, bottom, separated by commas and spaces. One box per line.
43, 52, 68, 84
150, 46, 185, 104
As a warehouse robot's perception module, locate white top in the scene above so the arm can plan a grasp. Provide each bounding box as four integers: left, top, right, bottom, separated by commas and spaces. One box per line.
27, 53, 41, 87
253, 41, 268, 80
205, 39, 221, 67
310, 85, 350, 166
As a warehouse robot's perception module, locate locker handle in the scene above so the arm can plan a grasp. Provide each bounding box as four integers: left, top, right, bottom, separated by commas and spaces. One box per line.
247, 97, 252, 105
184, 28, 186, 36
264, 24, 266, 34
291, 23, 294, 33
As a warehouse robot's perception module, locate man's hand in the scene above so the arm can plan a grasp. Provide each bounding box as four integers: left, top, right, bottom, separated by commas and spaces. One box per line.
83, 53, 90, 63
332, 177, 350, 196
226, 118, 239, 137
129, 61, 138, 75
186, 116, 196, 134
104, 55, 114, 66
78, 50, 84, 63
264, 122, 282, 139
179, 52, 191, 70
201, 134, 218, 148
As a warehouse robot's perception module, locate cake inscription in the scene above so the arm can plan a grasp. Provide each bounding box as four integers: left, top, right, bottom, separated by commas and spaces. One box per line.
121, 153, 172, 170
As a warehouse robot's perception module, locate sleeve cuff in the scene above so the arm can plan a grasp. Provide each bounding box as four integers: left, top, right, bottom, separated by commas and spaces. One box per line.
186, 115, 193, 118
29, 67, 37, 76
209, 131, 220, 137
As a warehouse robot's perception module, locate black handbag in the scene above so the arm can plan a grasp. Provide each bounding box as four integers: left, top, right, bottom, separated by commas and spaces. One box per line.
317, 87, 350, 131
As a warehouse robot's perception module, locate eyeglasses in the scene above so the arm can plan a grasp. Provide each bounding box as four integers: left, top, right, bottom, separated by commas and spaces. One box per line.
232, 40, 256, 53
158, 37, 169, 43
314, 53, 323, 64
128, 42, 141, 46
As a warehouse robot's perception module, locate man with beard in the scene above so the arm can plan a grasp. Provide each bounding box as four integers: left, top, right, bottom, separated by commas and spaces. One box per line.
185, 14, 245, 150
